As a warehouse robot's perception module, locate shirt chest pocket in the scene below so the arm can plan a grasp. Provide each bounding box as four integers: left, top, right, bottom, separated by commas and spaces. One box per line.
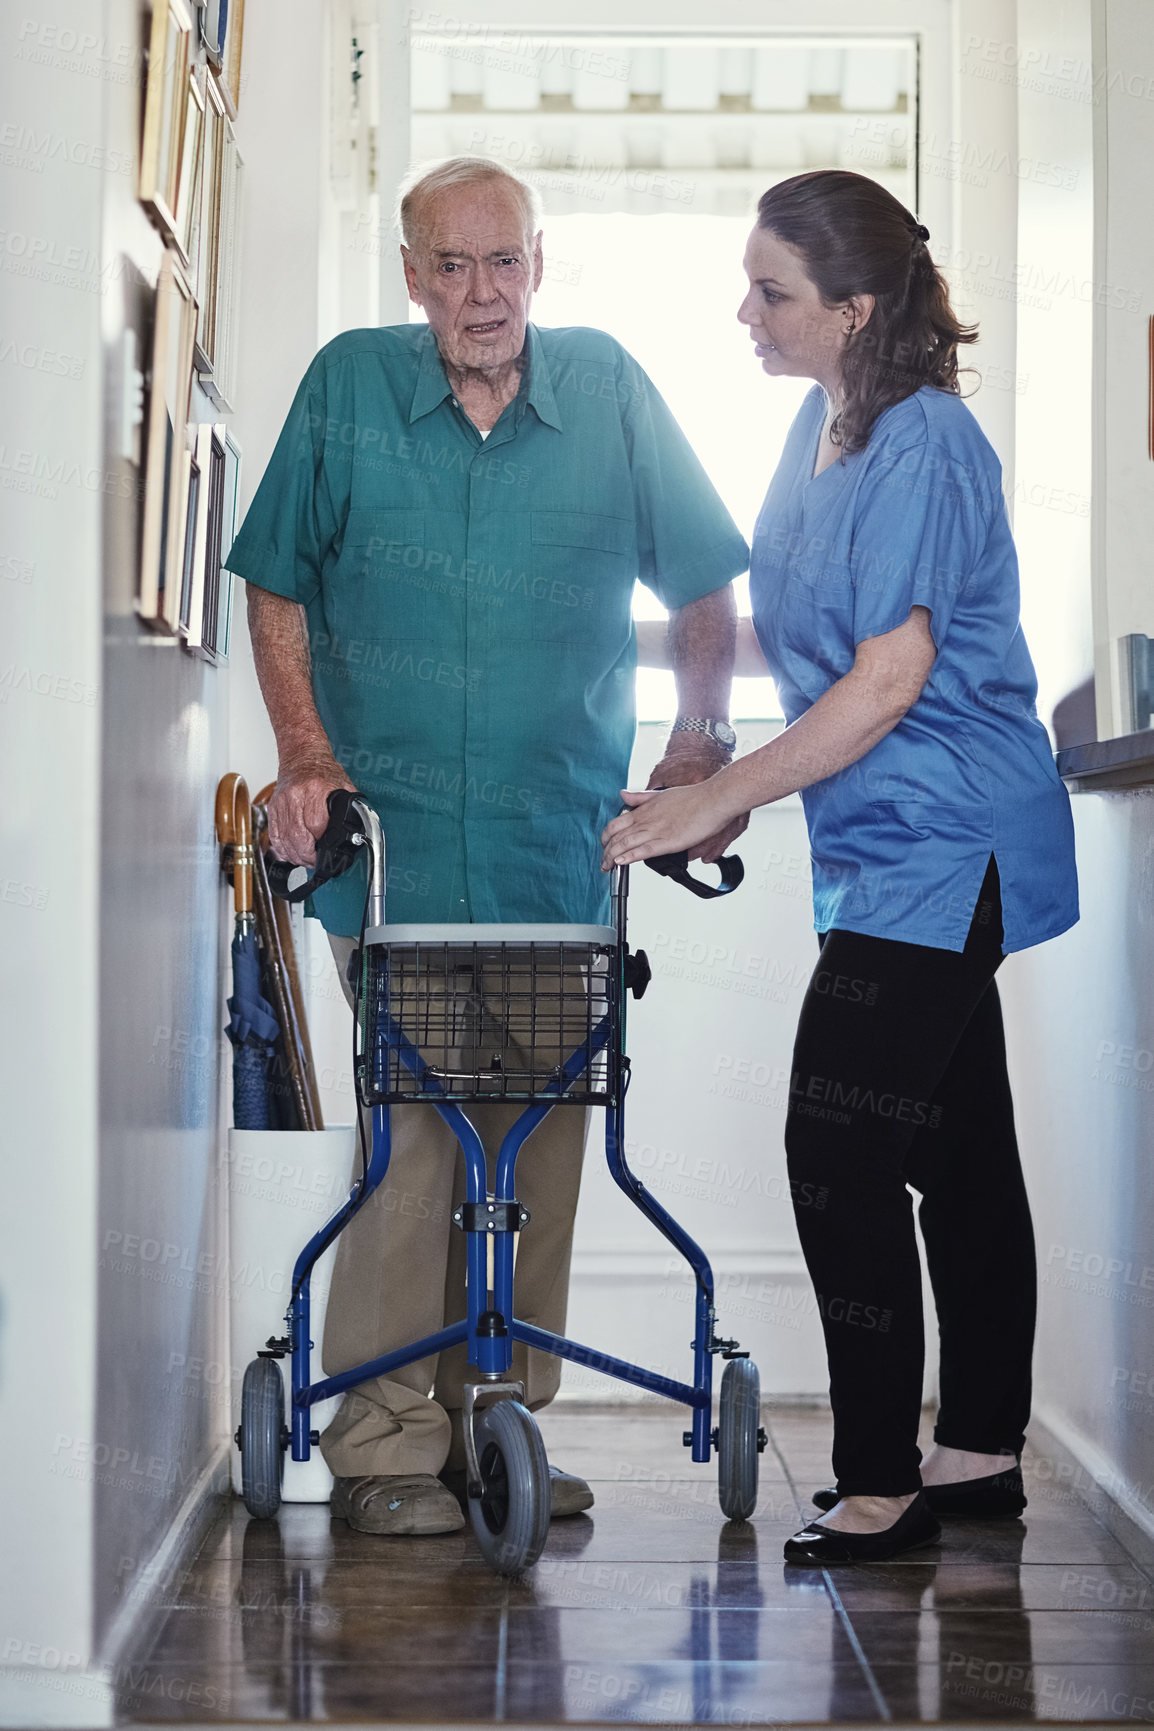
515, 510, 636, 643
779, 563, 856, 690
780, 502, 854, 645
327, 507, 439, 645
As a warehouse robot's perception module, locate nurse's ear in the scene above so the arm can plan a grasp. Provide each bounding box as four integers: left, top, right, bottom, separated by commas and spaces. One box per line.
842, 293, 875, 338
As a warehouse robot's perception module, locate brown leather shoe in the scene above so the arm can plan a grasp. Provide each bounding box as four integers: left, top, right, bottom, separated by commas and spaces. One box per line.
548, 1464, 595, 1517
439, 1462, 595, 1518
330, 1473, 465, 1536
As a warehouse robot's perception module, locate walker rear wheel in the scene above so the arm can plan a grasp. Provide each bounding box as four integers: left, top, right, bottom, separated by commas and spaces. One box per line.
239, 1356, 286, 1519
468, 1399, 551, 1576
718, 1357, 762, 1522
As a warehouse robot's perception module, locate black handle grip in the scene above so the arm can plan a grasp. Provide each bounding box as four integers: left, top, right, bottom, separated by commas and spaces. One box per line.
266, 789, 364, 903
643, 850, 744, 899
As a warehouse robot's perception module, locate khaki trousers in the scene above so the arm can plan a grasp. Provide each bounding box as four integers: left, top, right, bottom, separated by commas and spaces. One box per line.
319, 935, 589, 1478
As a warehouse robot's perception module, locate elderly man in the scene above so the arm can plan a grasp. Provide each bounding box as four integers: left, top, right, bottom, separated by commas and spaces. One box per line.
226, 156, 748, 1537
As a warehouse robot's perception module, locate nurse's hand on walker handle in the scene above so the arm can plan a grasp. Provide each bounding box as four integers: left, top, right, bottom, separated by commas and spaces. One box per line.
643, 735, 750, 863
604, 607, 939, 870
602, 777, 749, 872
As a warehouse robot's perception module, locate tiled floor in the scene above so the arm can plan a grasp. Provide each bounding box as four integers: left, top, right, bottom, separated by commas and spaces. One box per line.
115, 1405, 1154, 1724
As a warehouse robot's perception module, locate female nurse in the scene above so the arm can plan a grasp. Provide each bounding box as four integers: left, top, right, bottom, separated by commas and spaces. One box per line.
602, 170, 1078, 1563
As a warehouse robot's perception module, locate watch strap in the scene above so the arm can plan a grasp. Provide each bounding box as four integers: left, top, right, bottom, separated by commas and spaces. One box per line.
670, 717, 735, 751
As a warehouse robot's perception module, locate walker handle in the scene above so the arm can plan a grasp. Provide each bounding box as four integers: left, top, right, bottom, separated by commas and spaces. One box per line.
644, 850, 744, 899
266, 789, 364, 903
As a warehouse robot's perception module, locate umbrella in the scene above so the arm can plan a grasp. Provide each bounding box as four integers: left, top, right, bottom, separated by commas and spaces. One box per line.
251, 784, 323, 1130
216, 773, 279, 1129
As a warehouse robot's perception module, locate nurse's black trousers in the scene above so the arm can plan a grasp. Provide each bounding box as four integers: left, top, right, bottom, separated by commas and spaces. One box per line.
785, 856, 1035, 1496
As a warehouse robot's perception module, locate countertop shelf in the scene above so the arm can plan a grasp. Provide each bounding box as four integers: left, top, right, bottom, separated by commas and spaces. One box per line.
1058, 731, 1154, 790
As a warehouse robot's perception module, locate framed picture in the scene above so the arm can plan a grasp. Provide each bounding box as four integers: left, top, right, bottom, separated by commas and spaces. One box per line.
178, 436, 202, 637
219, 0, 245, 117
171, 67, 204, 274
215, 429, 241, 661
195, 72, 225, 374
200, 115, 243, 411
201, 0, 228, 67
180, 421, 230, 658
199, 425, 228, 657
139, 251, 197, 633
139, 0, 195, 248
208, 119, 242, 411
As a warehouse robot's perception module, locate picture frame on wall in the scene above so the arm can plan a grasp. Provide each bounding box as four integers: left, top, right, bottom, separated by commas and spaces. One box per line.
201, 0, 228, 68
171, 67, 204, 276
219, 0, 245, 118
200, 113, 243, 412
194, 72, 225, 375
199, 424, 228, 658
180, 421, 229, 658
215, 429, 241, 662
178, 438, 202, 638
139, 251, 197, 634
139, 0, 195, 249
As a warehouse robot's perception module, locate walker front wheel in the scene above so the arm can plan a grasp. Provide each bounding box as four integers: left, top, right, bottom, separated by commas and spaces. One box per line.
718, 1357, 762, 1522
468, 1400, 551, 1576
238, 1356, 286, 1519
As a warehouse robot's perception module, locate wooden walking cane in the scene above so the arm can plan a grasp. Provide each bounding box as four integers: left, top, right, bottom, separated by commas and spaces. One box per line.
214, 772, 254, 920
252, 783, 323, 1131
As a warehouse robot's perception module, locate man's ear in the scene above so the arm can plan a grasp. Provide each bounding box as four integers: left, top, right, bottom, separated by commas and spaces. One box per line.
401, 245, 422, 307
531, 231, 544, 294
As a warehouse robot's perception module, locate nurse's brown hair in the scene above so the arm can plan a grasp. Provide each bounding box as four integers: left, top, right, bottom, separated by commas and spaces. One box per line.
756, 170, 978, 454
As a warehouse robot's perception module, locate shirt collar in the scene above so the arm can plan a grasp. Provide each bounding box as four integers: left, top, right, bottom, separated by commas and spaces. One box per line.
522, 325, 563, 432
407, 323, 563, 432
408, 326, 455, 423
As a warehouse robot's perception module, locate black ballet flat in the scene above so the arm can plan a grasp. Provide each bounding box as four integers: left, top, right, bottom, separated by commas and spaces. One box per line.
784, 1490, 941, 1563
811, 1462, 1026, 1520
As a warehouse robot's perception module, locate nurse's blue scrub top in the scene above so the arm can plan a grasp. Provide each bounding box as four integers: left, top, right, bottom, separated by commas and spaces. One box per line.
749, 385, 1078, 954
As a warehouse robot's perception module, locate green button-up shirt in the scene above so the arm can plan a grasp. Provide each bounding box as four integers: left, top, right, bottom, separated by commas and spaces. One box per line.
226, 322, 748, 935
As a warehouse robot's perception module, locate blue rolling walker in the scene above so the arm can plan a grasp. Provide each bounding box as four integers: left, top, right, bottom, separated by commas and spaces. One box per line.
236, 792, 765, 1576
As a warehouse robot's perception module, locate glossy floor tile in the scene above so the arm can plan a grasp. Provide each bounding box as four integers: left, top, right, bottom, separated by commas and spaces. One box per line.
114, 1402, 1154, 1723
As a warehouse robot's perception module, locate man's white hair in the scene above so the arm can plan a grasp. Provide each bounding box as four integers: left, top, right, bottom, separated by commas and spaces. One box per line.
395, 156, 543, 249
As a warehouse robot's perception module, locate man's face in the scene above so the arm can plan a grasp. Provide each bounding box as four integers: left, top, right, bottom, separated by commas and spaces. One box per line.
402, 181, 543, 376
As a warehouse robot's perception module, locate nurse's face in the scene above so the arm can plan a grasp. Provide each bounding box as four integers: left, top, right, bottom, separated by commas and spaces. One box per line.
737, 226, 854, 391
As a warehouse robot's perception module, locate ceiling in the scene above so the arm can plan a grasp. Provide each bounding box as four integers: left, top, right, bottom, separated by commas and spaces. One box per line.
410, 35, 916, 213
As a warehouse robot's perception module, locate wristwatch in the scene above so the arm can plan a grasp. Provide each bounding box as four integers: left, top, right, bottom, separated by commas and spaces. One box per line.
670, 717, 737, 753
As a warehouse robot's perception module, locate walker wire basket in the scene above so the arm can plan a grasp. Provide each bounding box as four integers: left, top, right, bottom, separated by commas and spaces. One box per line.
359, 928, 621, 1108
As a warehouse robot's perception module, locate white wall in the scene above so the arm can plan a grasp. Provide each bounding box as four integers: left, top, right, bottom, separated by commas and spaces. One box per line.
0, 0, 285, 1718
228, 0, 342, 789
1000, 0, 1154, 1560
1009, 0, 1097, 736
0, 0, 104, 1715
1001, 793, 1154, 1555
947, 0, 1021, 486
1092, 0, 1154, 735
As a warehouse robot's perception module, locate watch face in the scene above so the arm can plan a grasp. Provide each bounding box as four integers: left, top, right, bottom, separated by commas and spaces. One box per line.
714, 722, 737, 748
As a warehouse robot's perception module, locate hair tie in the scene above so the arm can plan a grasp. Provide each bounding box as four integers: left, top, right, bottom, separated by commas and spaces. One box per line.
913, 223, 930, 244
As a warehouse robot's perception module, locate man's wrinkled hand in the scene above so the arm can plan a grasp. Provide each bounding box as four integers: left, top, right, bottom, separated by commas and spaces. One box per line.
266, 758, 356, 867
646, 740, 749, 864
